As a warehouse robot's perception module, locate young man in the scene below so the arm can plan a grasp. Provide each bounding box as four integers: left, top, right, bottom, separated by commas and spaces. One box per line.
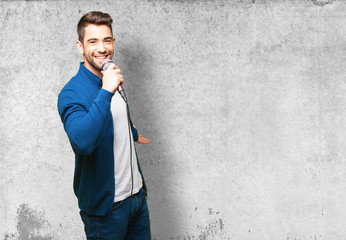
57, 11, 151, 239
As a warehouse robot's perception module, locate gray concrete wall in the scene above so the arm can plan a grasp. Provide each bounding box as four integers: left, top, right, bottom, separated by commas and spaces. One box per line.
1, 0, 346, 239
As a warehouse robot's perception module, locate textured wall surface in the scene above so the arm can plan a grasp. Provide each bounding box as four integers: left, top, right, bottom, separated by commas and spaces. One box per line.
1, 0, 346, 239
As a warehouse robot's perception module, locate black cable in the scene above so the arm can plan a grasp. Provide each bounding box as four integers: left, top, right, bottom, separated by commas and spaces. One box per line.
125, 99, 134, 218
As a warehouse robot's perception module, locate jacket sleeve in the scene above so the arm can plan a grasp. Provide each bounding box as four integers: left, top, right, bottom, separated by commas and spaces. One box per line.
130, 119, 139, 142
58, 88, 114, 155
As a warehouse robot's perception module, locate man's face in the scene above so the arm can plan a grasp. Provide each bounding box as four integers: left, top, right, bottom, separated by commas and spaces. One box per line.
76, 24, 115, 76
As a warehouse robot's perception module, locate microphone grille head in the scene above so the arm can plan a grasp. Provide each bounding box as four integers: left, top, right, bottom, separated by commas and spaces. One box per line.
102, 59, 113, 70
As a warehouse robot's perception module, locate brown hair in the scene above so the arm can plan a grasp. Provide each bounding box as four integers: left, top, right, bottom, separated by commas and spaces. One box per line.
77, 11, 113, 43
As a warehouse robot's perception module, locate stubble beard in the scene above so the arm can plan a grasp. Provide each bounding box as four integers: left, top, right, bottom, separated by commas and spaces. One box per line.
85, 54, 103, 71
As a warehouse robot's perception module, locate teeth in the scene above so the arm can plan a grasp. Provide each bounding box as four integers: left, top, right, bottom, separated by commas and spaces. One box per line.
95, 56, 106, 59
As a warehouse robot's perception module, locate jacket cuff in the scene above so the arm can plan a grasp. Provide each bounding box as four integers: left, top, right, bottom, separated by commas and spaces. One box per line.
98, 89, 114, 102
132, 125, 139, 142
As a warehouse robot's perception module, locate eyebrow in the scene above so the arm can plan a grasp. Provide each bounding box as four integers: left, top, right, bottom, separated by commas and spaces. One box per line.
87, 37, 113, 42
87, 38, 97, 42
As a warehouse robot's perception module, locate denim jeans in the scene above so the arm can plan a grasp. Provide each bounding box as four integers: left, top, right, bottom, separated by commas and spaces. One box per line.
79, 189, 151, 240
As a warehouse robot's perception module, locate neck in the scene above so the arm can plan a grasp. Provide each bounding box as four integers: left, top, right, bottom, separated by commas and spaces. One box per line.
83, 61, 102, 78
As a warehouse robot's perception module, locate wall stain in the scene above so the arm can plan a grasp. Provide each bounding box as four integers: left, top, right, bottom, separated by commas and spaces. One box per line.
170, 208, 227, 240
16, 203, 53, 240
218, 219, 224, 231
287, 236, 320, 240
208, 208, 214, 215
311, 0, 333, 6
196, 218, 225, 240
4, 234, 16, 240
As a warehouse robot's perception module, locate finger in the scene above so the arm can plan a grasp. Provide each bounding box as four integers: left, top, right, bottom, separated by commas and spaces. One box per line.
117, 76, 124, 82
142, 137, 150, 144
105, 64, 117, 72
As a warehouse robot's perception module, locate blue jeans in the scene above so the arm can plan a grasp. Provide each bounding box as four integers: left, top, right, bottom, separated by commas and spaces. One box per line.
79, 189, 151, 240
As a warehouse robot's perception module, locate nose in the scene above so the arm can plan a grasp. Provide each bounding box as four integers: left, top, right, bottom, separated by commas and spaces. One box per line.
97, 42, 106, 52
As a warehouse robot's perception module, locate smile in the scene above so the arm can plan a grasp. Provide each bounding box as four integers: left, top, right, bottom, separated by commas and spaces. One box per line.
95, 55, 108, 59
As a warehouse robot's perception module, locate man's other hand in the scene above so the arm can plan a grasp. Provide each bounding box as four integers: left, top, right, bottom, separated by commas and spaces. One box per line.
136, 134, 150, 144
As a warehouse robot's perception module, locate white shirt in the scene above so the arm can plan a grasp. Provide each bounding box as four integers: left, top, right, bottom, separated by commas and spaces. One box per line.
110, 91, 142, 202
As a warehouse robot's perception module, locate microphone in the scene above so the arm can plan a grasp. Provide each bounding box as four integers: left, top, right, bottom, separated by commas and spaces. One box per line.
102, 59, 127, 102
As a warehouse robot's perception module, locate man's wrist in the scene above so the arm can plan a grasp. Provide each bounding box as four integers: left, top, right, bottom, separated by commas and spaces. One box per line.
101, 86, 116, 94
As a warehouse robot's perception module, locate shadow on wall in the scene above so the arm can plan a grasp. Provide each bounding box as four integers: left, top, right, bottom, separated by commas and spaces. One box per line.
119, 41, 180, 236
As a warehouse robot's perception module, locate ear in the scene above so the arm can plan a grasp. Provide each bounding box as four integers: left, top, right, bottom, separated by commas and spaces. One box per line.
76, 40, 84, 55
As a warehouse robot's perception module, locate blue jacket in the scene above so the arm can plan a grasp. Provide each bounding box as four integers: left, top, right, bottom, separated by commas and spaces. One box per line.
57, 63, 146, 216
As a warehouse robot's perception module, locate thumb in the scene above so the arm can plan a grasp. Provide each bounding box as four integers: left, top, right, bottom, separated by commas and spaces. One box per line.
110, 63, 118, 69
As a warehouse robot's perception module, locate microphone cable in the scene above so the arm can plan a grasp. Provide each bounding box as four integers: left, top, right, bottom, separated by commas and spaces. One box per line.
125, 99, 134, 218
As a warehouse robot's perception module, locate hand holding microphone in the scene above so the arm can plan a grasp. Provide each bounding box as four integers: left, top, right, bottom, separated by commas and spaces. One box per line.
101, 59, 127, 102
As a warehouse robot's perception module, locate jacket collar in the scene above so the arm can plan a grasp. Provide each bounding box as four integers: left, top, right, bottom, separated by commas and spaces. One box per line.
79, 62, 102, 88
